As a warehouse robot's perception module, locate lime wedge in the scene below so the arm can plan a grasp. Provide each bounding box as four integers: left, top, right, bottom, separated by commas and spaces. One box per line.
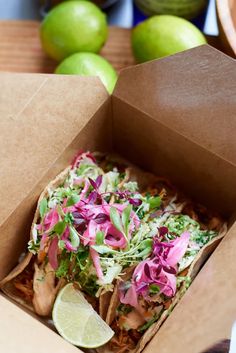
52, 283, 114, 348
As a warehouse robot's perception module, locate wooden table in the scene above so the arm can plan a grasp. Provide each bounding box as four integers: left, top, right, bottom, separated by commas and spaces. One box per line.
0, 20, 231, 76
0, 21, 135, 73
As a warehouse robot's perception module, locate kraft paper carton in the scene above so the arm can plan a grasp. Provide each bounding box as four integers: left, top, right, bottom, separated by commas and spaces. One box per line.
0, 294, 80, 353
0, 45, 235, 353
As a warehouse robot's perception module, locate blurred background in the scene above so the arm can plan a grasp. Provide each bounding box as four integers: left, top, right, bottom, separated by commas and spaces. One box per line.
0, 0, 218, 33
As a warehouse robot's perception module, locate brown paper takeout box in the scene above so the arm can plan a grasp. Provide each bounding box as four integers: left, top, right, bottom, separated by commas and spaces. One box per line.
0, 45, 236, 353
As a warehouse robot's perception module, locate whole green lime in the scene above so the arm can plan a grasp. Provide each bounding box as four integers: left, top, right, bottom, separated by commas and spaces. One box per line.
132, 15, 207, 63
55, 52, 117, 94
40, 1, 108, 61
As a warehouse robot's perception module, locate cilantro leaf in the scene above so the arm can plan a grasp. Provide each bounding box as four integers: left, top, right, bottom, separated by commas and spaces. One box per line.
54, 221, 66, 235
66, 194, 80, 207
137, 238, 153, 258
64, 212, 74, 224
95, 231, 104, 245
110, 207, 123, 233
39, 198, 47, 219
122, 204, 132, 235
91, 245, 116, 254
149, 284, 160, 294
70, 226, 80, 248
148, 196, 161, 209
55, 258, 70, 278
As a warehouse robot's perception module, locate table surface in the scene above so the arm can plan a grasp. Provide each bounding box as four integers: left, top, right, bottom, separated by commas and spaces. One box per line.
0, 21, 135, 74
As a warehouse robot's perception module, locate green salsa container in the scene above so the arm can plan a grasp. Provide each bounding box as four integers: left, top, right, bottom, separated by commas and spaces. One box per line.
135, 0, 208, 19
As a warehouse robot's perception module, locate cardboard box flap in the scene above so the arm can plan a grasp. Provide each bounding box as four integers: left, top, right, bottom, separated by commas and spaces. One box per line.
0, 73, 108, 225
114, 45, 236, 165
0, 294, 80, 353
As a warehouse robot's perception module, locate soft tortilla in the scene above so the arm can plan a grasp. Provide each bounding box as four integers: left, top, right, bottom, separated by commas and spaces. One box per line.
0, 167, 71, 310
106, 266, 135, 326
99, 291, 113, 321
134, 223, 227, 353
100, 223, 227, 353
0, 153, 156, 313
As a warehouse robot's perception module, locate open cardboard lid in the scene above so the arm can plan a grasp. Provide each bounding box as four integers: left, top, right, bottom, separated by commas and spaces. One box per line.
0, 73, 108, 226
114, 45, 236, 166
0, 294, 80, 353
0, 72, 109, 279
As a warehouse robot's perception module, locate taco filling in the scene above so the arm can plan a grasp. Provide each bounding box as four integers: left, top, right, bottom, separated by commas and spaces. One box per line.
0, 151, 226, 352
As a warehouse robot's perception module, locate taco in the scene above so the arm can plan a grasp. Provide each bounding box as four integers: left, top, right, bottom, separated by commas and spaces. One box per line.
0, 151, 227, 351
103, 203, 226, 353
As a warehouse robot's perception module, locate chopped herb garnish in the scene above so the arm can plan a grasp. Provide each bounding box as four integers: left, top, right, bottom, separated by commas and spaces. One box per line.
39, 198, 47, 219
29, 150, 222, 315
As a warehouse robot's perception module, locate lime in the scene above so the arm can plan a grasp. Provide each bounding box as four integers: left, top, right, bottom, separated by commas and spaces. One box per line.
52, 283, 114, 348
40, 1, 108, 61
132, 15, 207, 63
55, 52, 117, 94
